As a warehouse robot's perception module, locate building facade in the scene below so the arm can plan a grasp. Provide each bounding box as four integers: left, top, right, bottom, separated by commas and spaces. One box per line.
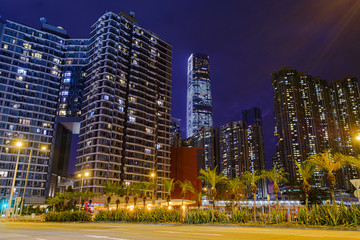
219, 107, 267, 198
0, 18, 74, 203
170, 117, 181, 147
272, 67, 359, 189
75, 12, 172, 197
186, 53, 213, 138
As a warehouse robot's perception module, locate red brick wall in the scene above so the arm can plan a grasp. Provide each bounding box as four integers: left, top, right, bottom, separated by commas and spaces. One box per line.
170, 147, 203, 202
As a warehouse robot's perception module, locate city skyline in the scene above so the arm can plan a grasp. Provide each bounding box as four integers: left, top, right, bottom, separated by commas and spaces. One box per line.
2, 1, 360, 171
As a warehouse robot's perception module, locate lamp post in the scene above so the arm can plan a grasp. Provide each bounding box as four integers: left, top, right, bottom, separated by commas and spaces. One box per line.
78, 172, 89, 211
7, 140, 23, 218
150, 172, 156, 206
19, 145, 48, 216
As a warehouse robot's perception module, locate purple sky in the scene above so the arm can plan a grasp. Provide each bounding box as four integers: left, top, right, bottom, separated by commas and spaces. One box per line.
3, 0, 360, 169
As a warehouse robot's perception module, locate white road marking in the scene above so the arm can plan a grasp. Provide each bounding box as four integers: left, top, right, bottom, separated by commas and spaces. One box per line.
157, 231, 222, 236
35, 238, 47, 240
85, 235, 129, 240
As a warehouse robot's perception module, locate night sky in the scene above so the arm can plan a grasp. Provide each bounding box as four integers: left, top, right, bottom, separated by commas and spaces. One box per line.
2, 0, 360, 170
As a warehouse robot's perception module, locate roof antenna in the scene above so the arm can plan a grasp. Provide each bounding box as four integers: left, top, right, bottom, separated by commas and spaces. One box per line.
40, 17, 47, 24
129, 11, 135, 18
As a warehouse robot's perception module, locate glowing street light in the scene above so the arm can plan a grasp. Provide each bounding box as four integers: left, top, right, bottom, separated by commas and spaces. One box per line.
356, 135, 360, 141
7, 140, 23, 218
78, 172, 90, 210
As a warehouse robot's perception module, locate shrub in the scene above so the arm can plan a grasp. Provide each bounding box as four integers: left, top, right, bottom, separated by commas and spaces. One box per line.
231, 208, 249, 223
185, 209, 230, 224
298, 203, 360, 227
94, 207, 181, 223
44, 211, 91, 222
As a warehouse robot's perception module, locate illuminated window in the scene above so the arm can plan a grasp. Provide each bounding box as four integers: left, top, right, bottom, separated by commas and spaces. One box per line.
129, 116, 136, 122
20, 56, 29, 62
53, 58, 61, 64
59, 110, 66, 116
23, 43, 31, 49
104, 95, 109, 100
66, 60, 73, 64
3, 44, 8, 49
20, 119, 30, 125
63, 78, 71, 83
33, 52, 42, 59
17, 69, 27, 75
130, 97, 136, 102
61, 91, 69, 96
64, 72, 71, 77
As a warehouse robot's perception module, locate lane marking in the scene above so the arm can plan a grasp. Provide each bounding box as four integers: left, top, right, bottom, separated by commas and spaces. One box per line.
157, 231, 222, 236
85, 235, 129, 240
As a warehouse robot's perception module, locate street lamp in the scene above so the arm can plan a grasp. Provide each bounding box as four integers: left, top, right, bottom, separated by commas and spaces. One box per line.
19, 145, 49, 216
7, 140, 23, 218
78, 172, 90, 211
150, 172, 156, 206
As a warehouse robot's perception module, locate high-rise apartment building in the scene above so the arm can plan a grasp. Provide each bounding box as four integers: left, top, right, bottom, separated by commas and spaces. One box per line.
272, 67, 359, 189
75, 12, 172, 196
330, 77, 360, 188
192, 126, 219, 171
0, 11, 172, 203
170, 117, 181, 147
0, 18, 86, 203
219, 107, 266, 198
186, 53, 213, 138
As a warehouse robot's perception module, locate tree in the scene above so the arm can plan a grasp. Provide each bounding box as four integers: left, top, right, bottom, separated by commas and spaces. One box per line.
161, 178, 175, 206
241, 170, 263, 223
177, 180, 194, 207
345, 155, 360, 171
102, 182, 117, 210
199, 166, 227, 208
226, 177, 245, 211
294, 161, 314, 209
114, 184, 124, 210
132, 183, 142, 208
139, 182, 153, 208
262, 165, 288, 208
123, 184, 133, 208
46, 196, 60, 212
195, 191, 202, 209
308, 150, 346, 203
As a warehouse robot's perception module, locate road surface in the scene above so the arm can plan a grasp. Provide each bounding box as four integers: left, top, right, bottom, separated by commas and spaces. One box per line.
0, 222, 360, 240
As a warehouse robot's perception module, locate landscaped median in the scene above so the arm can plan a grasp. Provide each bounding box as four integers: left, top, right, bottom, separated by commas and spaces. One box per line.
43, 203, 360, 227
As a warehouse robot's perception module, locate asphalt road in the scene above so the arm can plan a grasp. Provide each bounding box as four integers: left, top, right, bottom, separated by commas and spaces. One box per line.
1, 222, 360, 240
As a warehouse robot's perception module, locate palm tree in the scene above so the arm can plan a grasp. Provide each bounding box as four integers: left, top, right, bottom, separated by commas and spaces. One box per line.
132, 183, 142, 208
46, 196, 60, 212
195, 191, 203, 209
262, 165, 288, 208
114, 184, 124, 210
199, 166, 227, 208
162, 178, 175, 206
345, 155, 360, 171
123, 184, 133, 208
294, 161, 314, 209
226, 177, 245, 211
308, 150, 346, 203
177, 180, 195, 207
140, 182, 153, 208
102, 182, 117, 210
242, 170, 263, 223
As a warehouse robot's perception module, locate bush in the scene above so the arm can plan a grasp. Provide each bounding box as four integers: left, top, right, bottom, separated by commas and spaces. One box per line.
94, 207, 181, 223
185, 209, 230, 224
298, 203, 360, 227
45, 211, 91, 222
231, 208, 249, 223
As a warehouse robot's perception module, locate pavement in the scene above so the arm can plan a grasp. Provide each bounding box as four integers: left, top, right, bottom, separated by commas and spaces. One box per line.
1, 222, 360, 240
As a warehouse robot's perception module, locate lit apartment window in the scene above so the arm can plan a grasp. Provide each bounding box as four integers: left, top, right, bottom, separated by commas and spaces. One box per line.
59, 110, 66, 116
65, 72, 72, 77
129, 116, 136, 122
53, 58, 61, 64
23, 43, 32, 49
66, 60, 73, 64
61, 91, 69, 96
104, 95, 109, 100
17, 69, 27, 75
33, 52, 42, 59
63, 78, 71, 83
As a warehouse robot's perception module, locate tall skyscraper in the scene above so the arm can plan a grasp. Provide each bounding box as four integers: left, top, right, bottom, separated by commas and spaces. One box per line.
219, 107, 266, 198
186, 53, 213, 138
192, 126, 219, 171
272, 67, 359, 189
0, 11, 172, 203
0, 18, 86, 203
75, 12, 172, 196
330, 77, 360, 188
170, 117, 181, 147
